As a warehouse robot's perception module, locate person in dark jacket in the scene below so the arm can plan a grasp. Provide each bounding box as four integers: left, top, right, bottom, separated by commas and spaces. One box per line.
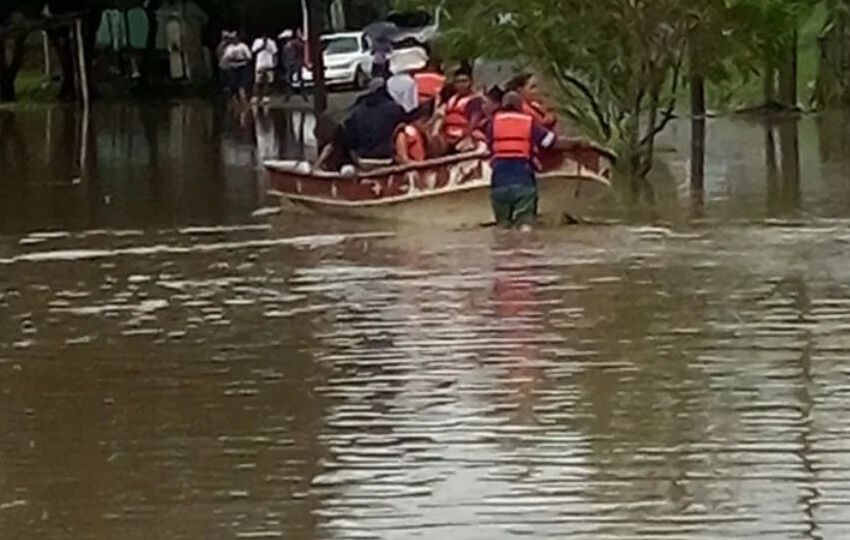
343, 78, 405, 160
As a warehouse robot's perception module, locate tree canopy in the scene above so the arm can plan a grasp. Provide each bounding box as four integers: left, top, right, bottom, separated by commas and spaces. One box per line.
405, 0, 822, 188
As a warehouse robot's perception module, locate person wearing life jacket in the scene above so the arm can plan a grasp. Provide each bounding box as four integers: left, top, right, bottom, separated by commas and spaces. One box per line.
507, 73, 559, 130
394, 102, 433, 164
441, 67, 485, 151
414, 56, 446, 105
482, 85, 505, 120
484, 91, 557, 229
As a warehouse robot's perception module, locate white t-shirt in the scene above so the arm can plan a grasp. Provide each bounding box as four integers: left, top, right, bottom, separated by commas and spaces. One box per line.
222, 42, 252, 68
387, 72, 418, 113
251, 37, 279, 72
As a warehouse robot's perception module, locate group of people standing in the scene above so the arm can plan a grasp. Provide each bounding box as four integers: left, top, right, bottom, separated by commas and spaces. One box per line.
317, 47, 564, 229
217, 29, 307, 106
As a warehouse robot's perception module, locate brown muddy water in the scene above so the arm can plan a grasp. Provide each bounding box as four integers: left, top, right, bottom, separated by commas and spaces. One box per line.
2, 102, 850, 539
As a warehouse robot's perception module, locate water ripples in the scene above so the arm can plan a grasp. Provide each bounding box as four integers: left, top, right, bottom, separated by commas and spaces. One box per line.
1, 223, 850, 538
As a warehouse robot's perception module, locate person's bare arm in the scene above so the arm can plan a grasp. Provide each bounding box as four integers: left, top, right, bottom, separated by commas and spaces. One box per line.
315, 143, 333, 170
395, 132, 411, 164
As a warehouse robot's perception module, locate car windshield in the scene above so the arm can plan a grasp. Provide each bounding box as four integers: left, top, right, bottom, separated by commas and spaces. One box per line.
322, 37, 359, 55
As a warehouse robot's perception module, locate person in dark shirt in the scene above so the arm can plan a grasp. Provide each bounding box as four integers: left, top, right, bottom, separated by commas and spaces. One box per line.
279, 29, 305, 101
342, 78, 405, 161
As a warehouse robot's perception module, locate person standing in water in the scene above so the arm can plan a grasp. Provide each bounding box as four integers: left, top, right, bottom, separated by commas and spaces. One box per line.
221, 32, 253, 104
251, 32, 278, 105
484, 91, 556, 230
280, 29, 306, 101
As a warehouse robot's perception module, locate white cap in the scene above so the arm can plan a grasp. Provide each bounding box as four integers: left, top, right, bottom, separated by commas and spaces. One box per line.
279, 29, 293, 39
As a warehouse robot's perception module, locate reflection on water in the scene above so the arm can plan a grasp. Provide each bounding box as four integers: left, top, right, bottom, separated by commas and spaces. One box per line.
659, 112, 850, 223
0, 103, 317, 234
3, 106, 850, 538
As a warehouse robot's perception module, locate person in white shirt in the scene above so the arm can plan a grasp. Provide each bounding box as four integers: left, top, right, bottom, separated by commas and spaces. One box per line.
251, 34, 278, 105
386, 47, 428, 113
221, 34, 252, 104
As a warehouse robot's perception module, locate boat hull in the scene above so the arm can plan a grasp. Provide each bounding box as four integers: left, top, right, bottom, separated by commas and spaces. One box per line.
265, 145, 614, 227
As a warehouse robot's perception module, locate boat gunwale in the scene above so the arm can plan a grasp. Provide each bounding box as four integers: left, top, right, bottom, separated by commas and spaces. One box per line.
267, 171, 611, 208
264, 142, 617, 181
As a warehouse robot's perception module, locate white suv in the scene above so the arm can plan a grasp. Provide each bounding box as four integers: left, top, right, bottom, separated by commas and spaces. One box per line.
302, 32, 374, 89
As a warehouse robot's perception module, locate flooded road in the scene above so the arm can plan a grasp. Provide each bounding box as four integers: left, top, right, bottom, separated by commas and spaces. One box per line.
2, 103, 850, 539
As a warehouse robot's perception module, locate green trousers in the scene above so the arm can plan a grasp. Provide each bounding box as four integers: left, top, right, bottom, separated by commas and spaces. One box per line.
490, 184, 538, 227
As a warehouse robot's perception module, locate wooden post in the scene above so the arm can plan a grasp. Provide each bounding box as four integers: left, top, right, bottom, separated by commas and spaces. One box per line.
79, 97, 90, 181
306, 0, 328, 115
42, 31, 51, 83
74, 18, 89, 108
74, 17, 90, 182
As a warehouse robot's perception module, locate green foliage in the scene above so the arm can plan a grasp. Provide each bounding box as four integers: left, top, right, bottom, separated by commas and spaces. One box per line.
403, 0, 822, 188
402, 0, 693, 189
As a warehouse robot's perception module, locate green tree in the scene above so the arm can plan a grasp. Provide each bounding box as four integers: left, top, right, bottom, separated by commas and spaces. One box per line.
410, 0, 696, 195
739, 0, 816, 110
815, 0, 850, 107
0, 2, 49, 101
411, 0, 822, 195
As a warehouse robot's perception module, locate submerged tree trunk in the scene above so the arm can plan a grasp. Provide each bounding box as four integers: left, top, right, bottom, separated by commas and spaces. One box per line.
689, 38, 705, 118
778, 31, 799, 110
778, 118, 801, 209
690, 118, 706, 195
763, 63, 777, 106
690, 74, 705, 118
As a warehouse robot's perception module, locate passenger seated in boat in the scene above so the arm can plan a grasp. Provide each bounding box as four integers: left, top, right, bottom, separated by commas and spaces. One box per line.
414, 57, 446, 106
441, 67, 485, 153
394, 102, 435, 165
388, 48, 427, 113
342, 77, 405, 163
506, 73, 559, 131
482, 85, 505, 120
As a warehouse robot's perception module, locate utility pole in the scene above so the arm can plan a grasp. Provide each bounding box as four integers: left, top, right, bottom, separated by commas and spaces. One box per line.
304, 0, 328, 115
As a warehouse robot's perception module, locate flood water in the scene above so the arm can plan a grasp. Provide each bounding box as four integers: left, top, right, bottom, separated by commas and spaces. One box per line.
2, 103, 850, 539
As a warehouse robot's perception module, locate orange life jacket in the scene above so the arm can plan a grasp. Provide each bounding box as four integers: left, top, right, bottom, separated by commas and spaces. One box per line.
523, 100, 556, 129
443, 93, 476, 142
414, 72, 445, 102
395, 124, 427, 162
491, 112, 534, 160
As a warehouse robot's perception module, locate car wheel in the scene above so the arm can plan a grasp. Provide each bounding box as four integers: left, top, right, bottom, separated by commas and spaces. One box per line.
354, 67, 370, 90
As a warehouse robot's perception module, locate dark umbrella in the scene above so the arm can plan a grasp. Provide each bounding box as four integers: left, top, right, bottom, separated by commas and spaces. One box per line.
363, 21, 399, 43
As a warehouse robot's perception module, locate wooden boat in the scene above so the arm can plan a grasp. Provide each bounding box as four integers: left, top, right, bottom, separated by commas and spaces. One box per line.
264, 143, 615, 228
